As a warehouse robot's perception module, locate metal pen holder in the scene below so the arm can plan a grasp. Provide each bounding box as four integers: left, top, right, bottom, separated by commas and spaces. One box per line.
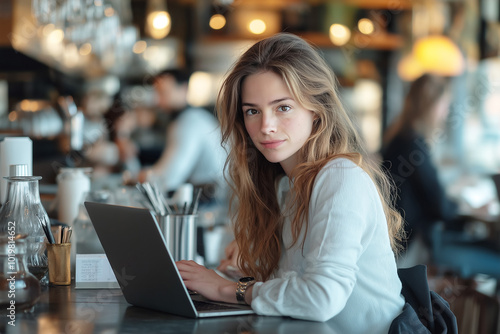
158, 214, 198, 262
47, 243, 71, 285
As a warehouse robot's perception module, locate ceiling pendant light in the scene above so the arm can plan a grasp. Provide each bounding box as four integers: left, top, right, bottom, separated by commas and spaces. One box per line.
146, 0, 171, 39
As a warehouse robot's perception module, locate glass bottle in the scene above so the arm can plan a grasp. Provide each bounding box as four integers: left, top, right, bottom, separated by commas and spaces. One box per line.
0, 176, 49, 281
0, 233, 41, 312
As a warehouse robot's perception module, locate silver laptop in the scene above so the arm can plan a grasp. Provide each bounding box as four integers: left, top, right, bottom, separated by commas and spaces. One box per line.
84, 201, 254, 318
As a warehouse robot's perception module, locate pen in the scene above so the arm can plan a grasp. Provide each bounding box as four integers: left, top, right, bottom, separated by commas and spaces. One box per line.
36, 214, 56, 244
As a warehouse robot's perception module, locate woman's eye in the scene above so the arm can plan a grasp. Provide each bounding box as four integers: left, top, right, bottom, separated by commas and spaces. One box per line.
278, 105, 291, 112
244, 109, 258, 116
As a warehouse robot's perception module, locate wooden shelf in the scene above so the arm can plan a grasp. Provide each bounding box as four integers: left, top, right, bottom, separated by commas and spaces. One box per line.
198, 31, 404, 51
340, 0, 413, 10
179, 0, 414, 10
298, 31, 405, 50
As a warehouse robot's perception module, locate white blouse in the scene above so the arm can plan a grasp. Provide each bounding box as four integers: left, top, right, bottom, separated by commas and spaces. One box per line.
251, 158, 404, 332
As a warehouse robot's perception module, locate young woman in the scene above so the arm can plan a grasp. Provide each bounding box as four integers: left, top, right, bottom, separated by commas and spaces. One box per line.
177, 33, 405, 331
381, 74, 459, 250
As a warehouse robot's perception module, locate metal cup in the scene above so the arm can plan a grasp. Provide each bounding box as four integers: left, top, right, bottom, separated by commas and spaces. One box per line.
159, 215, 197, 262
47, 243, 71, 285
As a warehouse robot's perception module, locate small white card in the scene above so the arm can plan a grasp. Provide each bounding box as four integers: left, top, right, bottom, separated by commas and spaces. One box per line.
75, 254, 120, 289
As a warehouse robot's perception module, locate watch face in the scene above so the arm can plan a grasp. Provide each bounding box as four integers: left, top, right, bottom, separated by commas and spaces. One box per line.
240, 276, 255, 283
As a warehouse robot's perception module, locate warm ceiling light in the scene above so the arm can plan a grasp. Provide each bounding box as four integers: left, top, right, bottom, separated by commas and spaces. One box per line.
209, 14, 226, 30
19, 100, 44, 112
20, 100, 32, 111
397, 53, 424, 81
187, 72, 213, 107
397, 35, 465, 81
133, 40, 148, 54
414, 35, 464, 77
63, 43, 79, 68
152, 11, 170, 29
79, 43, 92, 56
248, 19, 266, 35
147, 11, 171, 39
47, 29, 64, 44
329, 24, 351, 46
358, 18, 374, 35
42, 24, 55, 37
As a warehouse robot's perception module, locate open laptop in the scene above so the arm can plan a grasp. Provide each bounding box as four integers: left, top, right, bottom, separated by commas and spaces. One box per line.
84, 201, 254, 318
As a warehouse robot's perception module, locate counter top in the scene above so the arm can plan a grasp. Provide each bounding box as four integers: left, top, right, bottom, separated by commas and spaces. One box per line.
3, 284, 341, 334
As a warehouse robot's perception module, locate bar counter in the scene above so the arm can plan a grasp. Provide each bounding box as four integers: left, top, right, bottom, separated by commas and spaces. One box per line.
3, 284, 341, 334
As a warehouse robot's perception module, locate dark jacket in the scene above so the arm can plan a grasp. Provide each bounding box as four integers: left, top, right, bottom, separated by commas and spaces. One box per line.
389, 265, 458, 334
381, 131, 458, 244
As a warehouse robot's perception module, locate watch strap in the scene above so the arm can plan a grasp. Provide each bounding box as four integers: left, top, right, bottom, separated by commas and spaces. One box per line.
236, 277, 255, 305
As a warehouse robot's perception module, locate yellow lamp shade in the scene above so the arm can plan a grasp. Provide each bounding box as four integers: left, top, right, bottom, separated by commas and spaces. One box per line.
413, 35, 464, 77
397, 53, 424, 82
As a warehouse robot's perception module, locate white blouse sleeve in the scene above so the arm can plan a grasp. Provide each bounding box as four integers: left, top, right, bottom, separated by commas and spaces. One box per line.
251, 161, 379, 321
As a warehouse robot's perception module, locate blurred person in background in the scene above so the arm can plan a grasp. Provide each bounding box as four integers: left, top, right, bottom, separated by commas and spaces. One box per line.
381, 73, 460, 265
137, 69, 227, 196
131, 105, 166, 166
78, 87, 120, 171
103, 94, 141, 179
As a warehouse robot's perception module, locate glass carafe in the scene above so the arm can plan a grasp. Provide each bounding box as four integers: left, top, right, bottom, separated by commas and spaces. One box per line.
0, 176, 49, 281
0, 234, 41, 312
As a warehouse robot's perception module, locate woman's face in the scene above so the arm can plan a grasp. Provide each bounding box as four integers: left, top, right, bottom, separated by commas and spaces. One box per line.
241, 71, 316, 175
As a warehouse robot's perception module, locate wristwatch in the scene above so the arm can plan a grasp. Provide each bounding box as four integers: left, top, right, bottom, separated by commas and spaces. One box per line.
236, 276, 255, 305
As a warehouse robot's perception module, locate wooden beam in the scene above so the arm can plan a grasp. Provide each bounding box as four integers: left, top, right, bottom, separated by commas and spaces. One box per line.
0, 0, 13, 47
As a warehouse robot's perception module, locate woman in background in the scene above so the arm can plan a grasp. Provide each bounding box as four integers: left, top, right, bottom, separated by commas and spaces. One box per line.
381, 74, 459, 255
177, 33, 405, 331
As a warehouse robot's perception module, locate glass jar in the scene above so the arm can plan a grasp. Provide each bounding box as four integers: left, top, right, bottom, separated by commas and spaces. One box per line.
0, 234, 41, 312
0, 176, 49, 281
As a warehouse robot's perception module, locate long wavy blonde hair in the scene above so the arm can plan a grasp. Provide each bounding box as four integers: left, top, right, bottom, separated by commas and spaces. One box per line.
217, 33, 404, 281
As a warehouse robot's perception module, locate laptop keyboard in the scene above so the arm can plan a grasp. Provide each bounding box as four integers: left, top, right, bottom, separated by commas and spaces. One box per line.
192, 300, 242, 311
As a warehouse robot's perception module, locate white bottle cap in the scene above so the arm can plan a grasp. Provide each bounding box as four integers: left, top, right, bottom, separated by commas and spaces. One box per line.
9, 164, 29, 177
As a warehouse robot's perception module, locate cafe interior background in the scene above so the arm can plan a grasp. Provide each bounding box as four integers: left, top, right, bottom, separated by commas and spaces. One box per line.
1, 0, 500, 330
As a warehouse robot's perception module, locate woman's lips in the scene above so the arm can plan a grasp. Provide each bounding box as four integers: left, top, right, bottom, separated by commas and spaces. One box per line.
261, 140, 285, 149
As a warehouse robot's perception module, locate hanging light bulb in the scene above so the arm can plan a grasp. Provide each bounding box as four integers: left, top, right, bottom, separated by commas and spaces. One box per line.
209, 14, 226, 30
358, 18, 374, 35
146, 0, 171, 39
248, 19, 266, 35
329, 24, 351, 46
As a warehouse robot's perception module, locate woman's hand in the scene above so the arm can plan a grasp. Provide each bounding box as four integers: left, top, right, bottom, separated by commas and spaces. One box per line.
217, 240, 244, 279
176, 260, 237, 304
